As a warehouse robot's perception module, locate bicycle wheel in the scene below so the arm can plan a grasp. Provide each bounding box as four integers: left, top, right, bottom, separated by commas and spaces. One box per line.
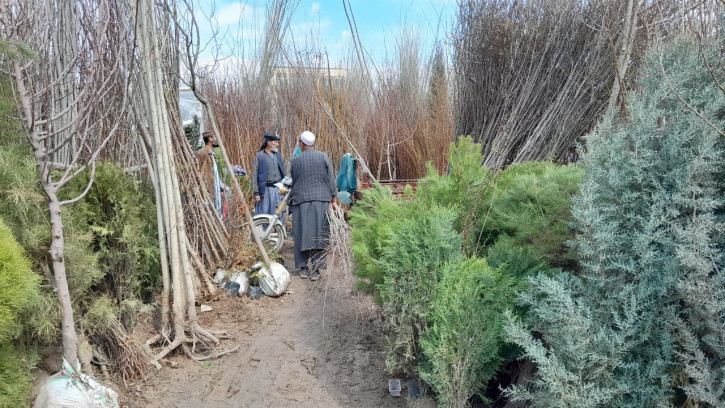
252, 218, 285, 253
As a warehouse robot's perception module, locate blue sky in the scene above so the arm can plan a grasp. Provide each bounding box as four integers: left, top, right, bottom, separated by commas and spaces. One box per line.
198, 0, 456, 67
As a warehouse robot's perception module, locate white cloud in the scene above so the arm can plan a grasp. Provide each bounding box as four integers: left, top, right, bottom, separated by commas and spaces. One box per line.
290, 18, 332, 33
214, 2, 251, 27
341, 30, 351, 39
311, 2, 320, 16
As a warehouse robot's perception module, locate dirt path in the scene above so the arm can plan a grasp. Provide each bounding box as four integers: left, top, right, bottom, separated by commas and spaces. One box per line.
124, 240, 405, 408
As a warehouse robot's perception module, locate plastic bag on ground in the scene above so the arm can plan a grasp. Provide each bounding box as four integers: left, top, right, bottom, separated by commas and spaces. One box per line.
34, 358, 119, 408
229, 271, 249, 296
254, 262, 290, 297
213, 268, 227, 285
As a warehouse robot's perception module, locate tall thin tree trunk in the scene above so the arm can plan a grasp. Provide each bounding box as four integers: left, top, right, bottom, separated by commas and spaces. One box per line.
12, 61, 81, 365
606, 0, 644, 114
136, 0, 220, 360
46, 190, 79, 365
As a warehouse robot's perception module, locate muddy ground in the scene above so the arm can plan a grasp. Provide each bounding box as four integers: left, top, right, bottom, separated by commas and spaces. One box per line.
120, 241, 414, 408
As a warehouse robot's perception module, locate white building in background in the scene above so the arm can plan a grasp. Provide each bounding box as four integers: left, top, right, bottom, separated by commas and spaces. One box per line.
271, 66, 347, 94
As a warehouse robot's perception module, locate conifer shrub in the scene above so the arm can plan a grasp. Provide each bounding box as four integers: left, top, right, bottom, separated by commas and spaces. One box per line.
471, 162, 583, 269
349, 137, 573, 384
0, 219, 39, 341
505, 34, 725, 407
62, 229, 102, 307
0, 218, 40, 407
24, 291, 61, 345
419, 257, 518, 408
416, 136, 494, 243
184, 116, 201, 150
377, 204, 463, 375
348, 183, 410, 298
82, 295, 119, 337
0, 145, 51, 258
0, 343, 38, 408
0, 147, 158, 344
485, 235, 552, 279
63, 162, 160, 305
416, 136, 493, 210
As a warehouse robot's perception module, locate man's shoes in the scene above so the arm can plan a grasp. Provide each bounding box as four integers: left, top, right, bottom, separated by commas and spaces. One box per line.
299, 268, 309, 279
310, 270, 320, 281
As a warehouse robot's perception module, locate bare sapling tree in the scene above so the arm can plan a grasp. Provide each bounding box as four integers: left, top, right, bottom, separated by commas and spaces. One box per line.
167, 97, 229, 277
454, 0, 722, 168
339, 0, 451, 180
454, 0, 616, 168
275, 42, 377, 181
1, 0, 134, 366
603, 0, 645, 115
175, 0, 300, 266
158, 1, 231, 274
135, 0, 229, 362
195, 0, 447, 183
602, 0, 724, 115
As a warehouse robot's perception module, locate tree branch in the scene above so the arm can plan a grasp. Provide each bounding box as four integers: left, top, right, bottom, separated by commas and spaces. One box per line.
658, 48, 725, 138
58, 160, 96, 206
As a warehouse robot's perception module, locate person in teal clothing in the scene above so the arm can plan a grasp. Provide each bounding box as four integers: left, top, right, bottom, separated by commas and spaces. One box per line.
336, 153, 357, 205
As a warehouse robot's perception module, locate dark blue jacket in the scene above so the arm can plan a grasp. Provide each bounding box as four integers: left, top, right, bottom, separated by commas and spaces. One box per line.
255, 150, 286, 197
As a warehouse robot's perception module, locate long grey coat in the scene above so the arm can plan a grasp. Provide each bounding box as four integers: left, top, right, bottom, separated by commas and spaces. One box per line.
289, 149, 337, 252
289, 149, 336, 206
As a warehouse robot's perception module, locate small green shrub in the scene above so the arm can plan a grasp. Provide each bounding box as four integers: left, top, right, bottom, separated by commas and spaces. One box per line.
420, 257, 518, 408
24, 290, 61, 345
417, 136, 492, 209
485, 235, 551, 279
81, 295, 118, 336
0, 218, 39, 408
0, 218, 39, 342
417, 136, 494, 241
349, 183, 409, 298
378, 204, 463, 374
63, 162, 160, 305
471, 162, 582, 268
62, 229, 102, 308
0, 144, 50, 259
505, 34, 725, 407
184, 115, 201, 150
0, 343, 38, 408
0, 151, 159, 342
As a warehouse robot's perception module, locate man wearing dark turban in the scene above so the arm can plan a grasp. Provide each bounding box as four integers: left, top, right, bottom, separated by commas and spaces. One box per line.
252, 133, 286, 216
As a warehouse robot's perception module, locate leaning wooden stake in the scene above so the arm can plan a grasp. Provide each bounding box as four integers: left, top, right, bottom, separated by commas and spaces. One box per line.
189, 88, 272, 266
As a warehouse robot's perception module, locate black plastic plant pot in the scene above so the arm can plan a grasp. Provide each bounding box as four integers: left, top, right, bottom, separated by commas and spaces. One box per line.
247, 285, 262, 300
223, 281, 240, 297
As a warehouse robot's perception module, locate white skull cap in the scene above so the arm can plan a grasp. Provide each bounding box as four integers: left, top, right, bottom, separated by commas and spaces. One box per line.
299, 131, 315, 146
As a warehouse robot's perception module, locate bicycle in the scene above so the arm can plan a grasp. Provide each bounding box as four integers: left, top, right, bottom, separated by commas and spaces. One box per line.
251, 175, 292, 253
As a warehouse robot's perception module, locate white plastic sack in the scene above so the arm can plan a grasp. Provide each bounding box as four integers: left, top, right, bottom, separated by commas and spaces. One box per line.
229, 271, 249, 296
213, 268, 227, 285
258, 262, 290, 297
34, 358, 118, 408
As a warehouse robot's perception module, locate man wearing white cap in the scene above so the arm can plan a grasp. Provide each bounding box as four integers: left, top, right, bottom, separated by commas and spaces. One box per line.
289, 131, 337, 281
